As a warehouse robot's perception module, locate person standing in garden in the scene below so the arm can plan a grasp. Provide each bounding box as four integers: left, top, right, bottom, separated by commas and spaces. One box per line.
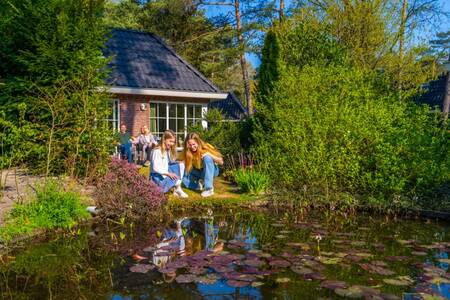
117, 124, 133, 163
181, 132, 223, 197
150, 130, 188, 198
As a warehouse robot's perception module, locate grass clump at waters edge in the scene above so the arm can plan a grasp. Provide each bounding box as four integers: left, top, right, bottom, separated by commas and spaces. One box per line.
0, 179, 89, 242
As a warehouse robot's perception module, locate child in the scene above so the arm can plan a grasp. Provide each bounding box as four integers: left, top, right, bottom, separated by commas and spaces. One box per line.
150, 130, 188, 198
181, 132, 223, 197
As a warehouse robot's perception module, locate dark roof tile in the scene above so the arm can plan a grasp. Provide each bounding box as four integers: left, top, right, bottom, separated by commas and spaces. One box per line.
104, 29, 220, 93
208, 92, 247, 120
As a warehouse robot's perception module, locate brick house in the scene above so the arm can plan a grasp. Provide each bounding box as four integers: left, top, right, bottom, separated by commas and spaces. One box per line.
104, 29, 246, 146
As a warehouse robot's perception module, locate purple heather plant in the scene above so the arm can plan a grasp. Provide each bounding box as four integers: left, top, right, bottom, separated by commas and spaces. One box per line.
95, 158, 166, 220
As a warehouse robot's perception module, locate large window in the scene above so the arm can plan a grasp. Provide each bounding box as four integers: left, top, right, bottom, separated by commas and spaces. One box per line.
150, 102, 205, 145
108, 99, 120, 131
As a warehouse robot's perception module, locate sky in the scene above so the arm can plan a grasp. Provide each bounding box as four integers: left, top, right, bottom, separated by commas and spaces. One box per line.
203, 0, 450, 68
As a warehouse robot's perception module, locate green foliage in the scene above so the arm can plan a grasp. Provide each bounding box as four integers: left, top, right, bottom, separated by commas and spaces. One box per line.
0, 0, 111, 177
188, 109, 250, 158
253, 19, 450, 209
0, 179, 89, 241
234, 168, 271, 195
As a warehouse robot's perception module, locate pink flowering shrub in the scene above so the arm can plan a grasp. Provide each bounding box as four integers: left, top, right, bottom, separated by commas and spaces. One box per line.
94, 158, 166, 220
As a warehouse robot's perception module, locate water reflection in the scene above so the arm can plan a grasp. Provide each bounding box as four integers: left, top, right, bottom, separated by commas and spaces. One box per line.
1, 211, 449, 300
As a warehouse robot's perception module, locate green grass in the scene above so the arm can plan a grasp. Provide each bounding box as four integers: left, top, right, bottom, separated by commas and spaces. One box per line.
0, 179, 89, 242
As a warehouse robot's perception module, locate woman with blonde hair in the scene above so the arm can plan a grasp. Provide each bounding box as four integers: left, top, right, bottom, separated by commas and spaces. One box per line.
150, 130, 188, 198
181, 132, 223, 197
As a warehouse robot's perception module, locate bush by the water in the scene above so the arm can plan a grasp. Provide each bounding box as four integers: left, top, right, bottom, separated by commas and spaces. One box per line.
253, 18, 449, 208
234, 169, 271, 195
0, 180, 89, 241
95, 158, 166, 220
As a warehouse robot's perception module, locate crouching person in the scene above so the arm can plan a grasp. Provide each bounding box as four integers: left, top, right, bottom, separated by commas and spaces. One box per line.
150, 130, 188, 198
181, 132, 223, 197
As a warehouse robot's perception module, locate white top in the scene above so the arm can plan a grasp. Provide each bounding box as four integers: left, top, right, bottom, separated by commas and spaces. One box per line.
151, 148, 170, 177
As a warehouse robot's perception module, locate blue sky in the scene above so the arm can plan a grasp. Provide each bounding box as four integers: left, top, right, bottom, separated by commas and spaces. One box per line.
204, 0, 450, 67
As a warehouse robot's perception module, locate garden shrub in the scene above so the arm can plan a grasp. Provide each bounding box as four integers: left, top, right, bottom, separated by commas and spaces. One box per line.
253, 18, 449, 209
94, 158, 166, 221
234, 169, 271, 195
0, 179, 89, 241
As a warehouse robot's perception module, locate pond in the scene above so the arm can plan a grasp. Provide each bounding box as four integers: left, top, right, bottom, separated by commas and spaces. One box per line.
0, 209, 449, 300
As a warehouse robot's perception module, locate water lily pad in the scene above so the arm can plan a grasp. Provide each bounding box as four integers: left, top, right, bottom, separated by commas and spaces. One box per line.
335, 286, 364, 298
359, 263, 395, 276
276, 277, 291, 283
304, 272, 326, 281
196, 274, 218, 285
275, 235, 287, 239
143, 246, 156, 252
158, 267, 177, 275
248, 249, 262, 254
243, 259, 265, 267
175, 274, 198, 283
350, 241, 366, 247
383, 276, 414, 286
427, 277, 450, 284
318, 257, 342, 265
227, 280, 250, 287
271, 223, 285, 227
437, 258, 450, 264
291, 266, 313, 275
279, 230, 291, 234
129, 264, 154, 273
269, 259, 291, 268
411, 251, 427, 256
188, 267, 207, 275
320, 280, 347, 290
251, 281, 264, 287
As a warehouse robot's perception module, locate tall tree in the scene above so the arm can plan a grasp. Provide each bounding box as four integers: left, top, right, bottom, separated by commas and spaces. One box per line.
0, 0, 111, 177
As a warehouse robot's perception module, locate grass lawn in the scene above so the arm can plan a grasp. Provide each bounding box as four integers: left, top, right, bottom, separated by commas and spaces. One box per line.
137, 165, 264, 210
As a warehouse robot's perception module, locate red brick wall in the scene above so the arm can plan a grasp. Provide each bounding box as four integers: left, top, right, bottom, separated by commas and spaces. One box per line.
115, 94, 209, 137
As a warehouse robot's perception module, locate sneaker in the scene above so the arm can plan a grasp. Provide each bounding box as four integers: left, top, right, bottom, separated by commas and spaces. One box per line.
174, 188, 189, 199
201, 189, 214, 198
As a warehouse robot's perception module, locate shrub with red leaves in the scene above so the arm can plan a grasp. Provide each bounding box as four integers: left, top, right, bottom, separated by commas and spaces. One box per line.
95, 158, 166, 220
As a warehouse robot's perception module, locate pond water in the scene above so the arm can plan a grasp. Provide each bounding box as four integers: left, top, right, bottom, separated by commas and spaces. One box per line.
0, 209, 449, 300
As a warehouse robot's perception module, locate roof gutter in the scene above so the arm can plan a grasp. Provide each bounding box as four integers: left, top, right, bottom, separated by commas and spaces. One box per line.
106, 86, 228, 100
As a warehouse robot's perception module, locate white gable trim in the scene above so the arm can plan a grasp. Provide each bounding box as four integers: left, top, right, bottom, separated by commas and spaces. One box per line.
108, 86, 228, 100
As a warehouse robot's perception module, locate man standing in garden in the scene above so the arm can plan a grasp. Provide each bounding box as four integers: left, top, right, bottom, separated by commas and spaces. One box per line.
118, 124, 133, 163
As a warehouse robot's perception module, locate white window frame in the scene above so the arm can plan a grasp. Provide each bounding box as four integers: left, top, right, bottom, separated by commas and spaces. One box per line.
149, 101, 207, 142
108, 99, 120, 131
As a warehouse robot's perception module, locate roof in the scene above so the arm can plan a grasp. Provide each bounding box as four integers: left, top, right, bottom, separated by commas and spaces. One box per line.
208, 92, 247, 120
104, 29, 220, 93
416, 74, 447, 109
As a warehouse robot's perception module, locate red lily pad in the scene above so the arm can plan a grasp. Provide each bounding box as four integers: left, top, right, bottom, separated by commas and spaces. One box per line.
243, 259, 265, 267
227, 280, 250, 287
158, 267, 176, 274
320, 280, 347, 290
269, 259, 291, 268
175, 274, 198, 283
129, 264, 154, 273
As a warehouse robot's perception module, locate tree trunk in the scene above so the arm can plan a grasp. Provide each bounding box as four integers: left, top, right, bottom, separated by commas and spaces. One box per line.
279, 0, 284, 21
443, 71, 450, 123
398, 0, 408, 93
234, 0, 253, 115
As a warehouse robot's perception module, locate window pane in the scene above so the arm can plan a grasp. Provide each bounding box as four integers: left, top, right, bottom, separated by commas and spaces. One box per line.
187, 105, 194, 118
169, 118, 176, 131
158, 103, 166, 117
158, 118, 166, 132
150, 118, 157, 133
150, 103, 157, 118
187, 119, 194, 127
169, 104, 176, 118
177, 104, 184, 118
114, 101, 119, 120
177, 119, 184, 132
195, 106, 202, 118
177, 134, 184, 146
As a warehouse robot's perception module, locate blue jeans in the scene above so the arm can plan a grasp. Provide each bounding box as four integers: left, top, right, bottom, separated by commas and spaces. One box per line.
150, 162, 182, 193
119, 143, 132, 163
182, 155, 219, 191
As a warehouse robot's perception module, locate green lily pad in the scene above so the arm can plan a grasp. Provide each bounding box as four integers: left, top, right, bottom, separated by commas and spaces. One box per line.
383, 276, 414, 286
334, 286, 364, 298
251, 281, 264, 287
276, 277, 291, 283
318, 257, 342, 265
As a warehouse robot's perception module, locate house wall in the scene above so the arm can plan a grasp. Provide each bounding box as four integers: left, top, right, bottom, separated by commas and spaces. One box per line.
114, 94, 209, 136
